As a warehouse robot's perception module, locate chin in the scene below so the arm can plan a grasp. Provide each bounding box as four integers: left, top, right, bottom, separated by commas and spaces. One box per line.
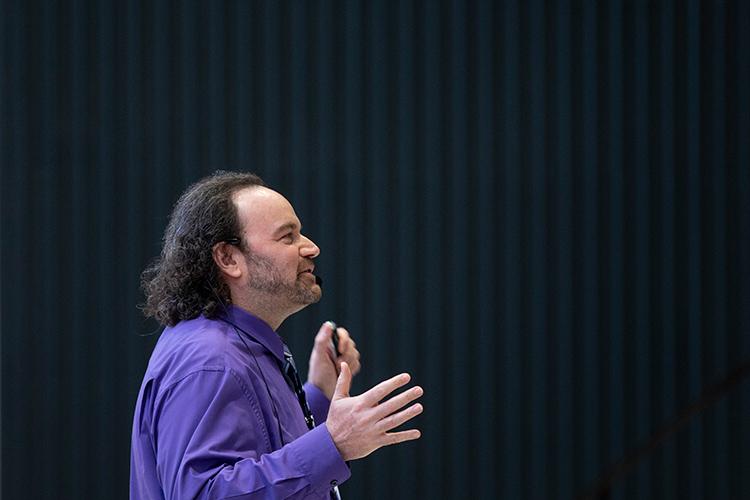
305, 289, 322, 304
292, 284, 322, 305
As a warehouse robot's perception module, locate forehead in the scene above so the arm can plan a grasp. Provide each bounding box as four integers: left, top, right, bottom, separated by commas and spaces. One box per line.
232, 186, 300, 236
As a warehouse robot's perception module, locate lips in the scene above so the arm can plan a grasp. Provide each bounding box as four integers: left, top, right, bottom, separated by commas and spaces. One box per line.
298, 261, 316, 279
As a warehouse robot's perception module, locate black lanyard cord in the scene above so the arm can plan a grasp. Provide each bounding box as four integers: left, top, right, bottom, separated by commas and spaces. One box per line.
282, 346, 316, 430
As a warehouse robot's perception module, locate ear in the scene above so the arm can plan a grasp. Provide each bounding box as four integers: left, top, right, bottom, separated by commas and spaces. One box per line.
211, 242, 243, 279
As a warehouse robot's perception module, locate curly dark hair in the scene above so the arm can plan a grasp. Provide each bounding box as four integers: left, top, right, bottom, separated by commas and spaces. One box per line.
141, 170, 265, 326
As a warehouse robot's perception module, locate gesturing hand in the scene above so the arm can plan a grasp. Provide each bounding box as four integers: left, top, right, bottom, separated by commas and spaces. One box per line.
308, 322, 361, 400
325, 362, 424, 461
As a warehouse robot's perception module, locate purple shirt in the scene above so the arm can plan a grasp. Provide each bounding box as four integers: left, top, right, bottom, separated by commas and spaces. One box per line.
130, 306, 350, 499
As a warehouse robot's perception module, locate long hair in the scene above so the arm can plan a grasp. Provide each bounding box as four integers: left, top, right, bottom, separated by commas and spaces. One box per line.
141, 170, 265, 326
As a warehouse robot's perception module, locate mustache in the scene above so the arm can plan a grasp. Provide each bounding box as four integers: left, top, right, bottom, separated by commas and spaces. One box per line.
297, 259, 316, 273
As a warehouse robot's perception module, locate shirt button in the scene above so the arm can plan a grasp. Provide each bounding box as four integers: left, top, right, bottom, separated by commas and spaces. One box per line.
330, 480, 338, 487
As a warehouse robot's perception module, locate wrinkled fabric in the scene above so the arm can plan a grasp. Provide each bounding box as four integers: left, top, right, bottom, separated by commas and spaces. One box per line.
130, 306, 349, 499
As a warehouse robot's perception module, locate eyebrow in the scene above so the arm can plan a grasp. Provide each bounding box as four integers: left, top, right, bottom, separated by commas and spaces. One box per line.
273, 221, 300, 236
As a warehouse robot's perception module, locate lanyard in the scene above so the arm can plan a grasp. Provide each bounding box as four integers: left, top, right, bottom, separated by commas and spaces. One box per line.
282, 345, 342, 500
281, 345, 315, 430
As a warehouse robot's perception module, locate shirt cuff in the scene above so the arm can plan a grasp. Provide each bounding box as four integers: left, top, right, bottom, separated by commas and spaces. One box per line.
303, 382, 331, 425
287, 424, 350, 495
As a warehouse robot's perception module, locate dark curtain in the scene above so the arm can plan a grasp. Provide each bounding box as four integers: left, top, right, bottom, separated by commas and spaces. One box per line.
2, 1, 749, 499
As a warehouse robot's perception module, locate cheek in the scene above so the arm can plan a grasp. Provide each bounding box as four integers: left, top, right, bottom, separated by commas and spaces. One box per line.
284, 255, 301, 275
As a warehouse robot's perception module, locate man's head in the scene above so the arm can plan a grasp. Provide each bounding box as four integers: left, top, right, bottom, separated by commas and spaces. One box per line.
141, 171, 321, 327
211, 186, 322, 327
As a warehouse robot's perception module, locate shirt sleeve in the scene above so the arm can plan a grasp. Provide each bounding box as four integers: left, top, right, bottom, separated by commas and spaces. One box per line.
303, 382, 331, 426
153, 368, 349, 499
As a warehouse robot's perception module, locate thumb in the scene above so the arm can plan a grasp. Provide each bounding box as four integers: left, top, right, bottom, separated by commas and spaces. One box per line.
314, 321, 334, 349
333, 362, 351, 400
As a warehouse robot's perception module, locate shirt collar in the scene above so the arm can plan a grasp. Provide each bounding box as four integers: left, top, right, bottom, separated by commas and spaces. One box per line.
218, 305, 285, 363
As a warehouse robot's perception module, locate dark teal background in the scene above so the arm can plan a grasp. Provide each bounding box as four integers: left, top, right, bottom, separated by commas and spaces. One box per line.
2, 1, 749, 499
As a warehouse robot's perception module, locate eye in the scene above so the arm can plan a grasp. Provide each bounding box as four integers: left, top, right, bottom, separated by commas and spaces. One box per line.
280, 233, 294, 243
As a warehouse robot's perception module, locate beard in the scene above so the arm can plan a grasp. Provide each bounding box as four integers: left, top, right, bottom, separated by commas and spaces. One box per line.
244, 251, 321, 305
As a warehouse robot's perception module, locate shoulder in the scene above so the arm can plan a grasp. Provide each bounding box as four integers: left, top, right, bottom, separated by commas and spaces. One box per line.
146, 316, 243, 390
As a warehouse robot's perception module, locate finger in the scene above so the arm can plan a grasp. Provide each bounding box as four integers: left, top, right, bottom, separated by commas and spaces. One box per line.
377, 402, 423, 433
375, 385, 423, 419
381, 429, 422, 446
340, 339, 360, 369
336, 328, 353, 353
314, 321, 334, 349
332, 361, 352, 400
362, 373, 411, 406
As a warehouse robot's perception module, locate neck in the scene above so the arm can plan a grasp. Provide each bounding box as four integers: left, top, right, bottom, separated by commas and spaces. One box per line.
231, 293, 295, 331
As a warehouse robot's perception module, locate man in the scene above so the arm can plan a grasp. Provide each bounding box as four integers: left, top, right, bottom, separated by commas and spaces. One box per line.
131, 171, 423, 499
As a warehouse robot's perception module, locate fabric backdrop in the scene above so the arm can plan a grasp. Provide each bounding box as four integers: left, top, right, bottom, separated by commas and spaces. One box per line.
2, 1, 749, 499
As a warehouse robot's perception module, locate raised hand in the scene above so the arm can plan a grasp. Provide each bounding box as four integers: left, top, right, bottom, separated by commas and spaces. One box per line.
325, 362, 423, 461
308, 322, 361, 400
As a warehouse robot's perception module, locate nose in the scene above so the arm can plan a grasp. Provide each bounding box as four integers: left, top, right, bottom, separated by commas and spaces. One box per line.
299, 234, 320, 259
